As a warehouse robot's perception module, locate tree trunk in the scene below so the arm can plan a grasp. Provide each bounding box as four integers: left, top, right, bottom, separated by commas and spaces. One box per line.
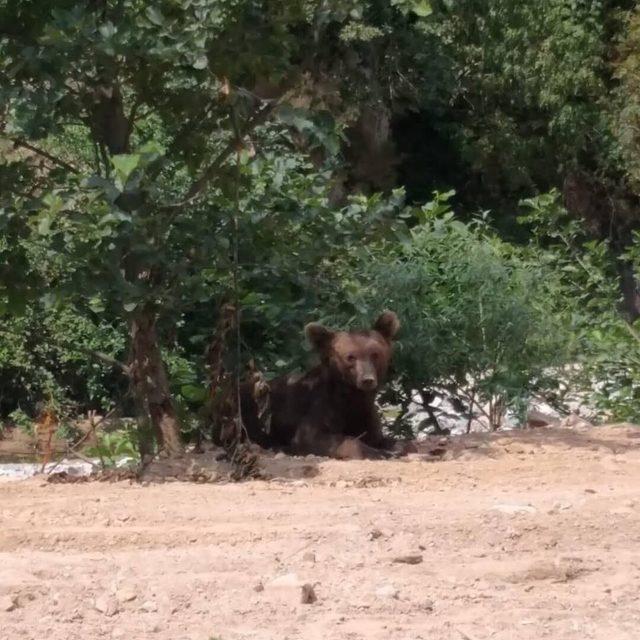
129, 309, 183, 457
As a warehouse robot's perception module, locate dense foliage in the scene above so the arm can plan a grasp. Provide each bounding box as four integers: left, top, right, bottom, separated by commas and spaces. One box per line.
2, 0, 640, 451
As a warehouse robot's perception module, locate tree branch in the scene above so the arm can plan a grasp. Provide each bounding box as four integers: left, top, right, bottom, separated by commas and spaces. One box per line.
74, 346, 131, 377
9, 138, 80, 174
163, 102, 276, 210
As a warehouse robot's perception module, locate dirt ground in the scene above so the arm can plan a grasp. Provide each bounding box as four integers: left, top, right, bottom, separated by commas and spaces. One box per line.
2, 424, 640, 640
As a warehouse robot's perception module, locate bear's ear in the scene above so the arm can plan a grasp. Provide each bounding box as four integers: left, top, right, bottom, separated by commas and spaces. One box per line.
304, 322, 335, 352
373, 310, 400, 341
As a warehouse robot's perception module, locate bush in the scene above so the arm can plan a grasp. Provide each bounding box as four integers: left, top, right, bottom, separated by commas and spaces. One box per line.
321, 196, 575, 432
521, 190, 640, 424
0, 304, 126, 420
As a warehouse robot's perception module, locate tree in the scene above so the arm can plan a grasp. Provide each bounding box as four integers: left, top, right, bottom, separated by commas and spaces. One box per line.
0, 0, 323, 455
1, 1, 436, 453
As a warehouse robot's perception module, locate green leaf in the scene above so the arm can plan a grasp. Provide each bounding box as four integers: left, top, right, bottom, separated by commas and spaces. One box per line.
99, 22, 117, 39
412, 0, 432, 17
88, 296, 106, 314
193, 55, 209, 70
145, 7, 164, 26
37, 216, 52, 235
180, 384, 208, 402
111, 154, 141, 186
123, 301, 137, 312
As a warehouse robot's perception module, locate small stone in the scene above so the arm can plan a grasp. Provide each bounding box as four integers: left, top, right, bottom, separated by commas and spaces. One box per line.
300, 583, 317, 604
375, 584, 399, 600
140, 600, 158, 613
302, 552, 316, 563
116, 587, 137, 603
490, 504, 537, 515
1, 595, 17, 612
254, 582, 265, 593
274, 452, 287, 460
549, 501, 573, 514
392, 554, 423, 565
423, 599, 434, 612
369, 528, 383, 540
94, 595, 119, 616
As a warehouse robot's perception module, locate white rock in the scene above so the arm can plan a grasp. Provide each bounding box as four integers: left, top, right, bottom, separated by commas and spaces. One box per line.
490, 504, 537, 515
116, 587, 137, 603
1, 595, 17, 612
375, 584, 399, 600
140, 600, 158, 613
94, 595, 119, 616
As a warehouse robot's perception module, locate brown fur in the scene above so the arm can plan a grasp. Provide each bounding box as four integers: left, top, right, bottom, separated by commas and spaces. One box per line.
239, 312, 400, 459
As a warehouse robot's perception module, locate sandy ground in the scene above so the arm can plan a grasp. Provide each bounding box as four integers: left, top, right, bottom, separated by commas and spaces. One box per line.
1, 424, 640, 640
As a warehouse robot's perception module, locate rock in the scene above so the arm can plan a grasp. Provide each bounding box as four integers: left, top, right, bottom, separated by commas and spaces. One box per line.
268, 573, 301, 589
300, 583, 317, 604
1, 595, 17, 612
392, 554, 423, 565
140, 600, 158, 613
549, 501, 573, 514
274, 452, 287, 460
94, 595, 119, 616
490, 503, 537, 515
302, 552, 316, 563
375, 584, 399, 600
369, 528, 383, 540
526, 409, 559, 429
423, 599, 435, 612
558, 413, 593, 429
253, 582, 265, 593
116, 587, 137, 603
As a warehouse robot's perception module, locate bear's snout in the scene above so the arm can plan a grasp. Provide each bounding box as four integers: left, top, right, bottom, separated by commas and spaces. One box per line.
358, 375, 378, 391
354, 361, 378, 391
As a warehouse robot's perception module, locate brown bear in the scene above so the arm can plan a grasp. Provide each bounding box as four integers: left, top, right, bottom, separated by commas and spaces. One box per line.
239, 311, 401, 459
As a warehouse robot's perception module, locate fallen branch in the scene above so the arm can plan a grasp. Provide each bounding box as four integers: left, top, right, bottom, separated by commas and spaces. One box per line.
46, 408, 117, 475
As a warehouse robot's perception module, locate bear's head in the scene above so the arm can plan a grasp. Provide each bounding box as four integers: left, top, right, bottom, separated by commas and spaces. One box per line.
304, 311, 400, 392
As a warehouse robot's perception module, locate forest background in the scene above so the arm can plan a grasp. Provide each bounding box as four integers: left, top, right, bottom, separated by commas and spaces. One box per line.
2, 0, 640, 458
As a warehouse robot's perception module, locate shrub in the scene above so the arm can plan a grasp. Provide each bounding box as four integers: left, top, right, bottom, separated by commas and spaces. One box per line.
322, 196, 575, 432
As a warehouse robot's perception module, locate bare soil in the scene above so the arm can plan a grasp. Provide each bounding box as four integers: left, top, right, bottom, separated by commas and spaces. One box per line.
2, 424, 640, 640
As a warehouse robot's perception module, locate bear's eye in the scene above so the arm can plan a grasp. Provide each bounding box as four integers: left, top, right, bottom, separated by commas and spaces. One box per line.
346, 353, 357, 363
371, 351, 380, 361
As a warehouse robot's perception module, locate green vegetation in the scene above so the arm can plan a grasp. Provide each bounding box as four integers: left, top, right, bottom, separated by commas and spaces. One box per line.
2, 0, 640, 454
